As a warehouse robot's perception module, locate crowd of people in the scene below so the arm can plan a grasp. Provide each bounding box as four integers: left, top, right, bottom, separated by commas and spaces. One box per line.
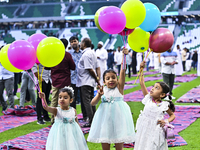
0, 36, 199, 150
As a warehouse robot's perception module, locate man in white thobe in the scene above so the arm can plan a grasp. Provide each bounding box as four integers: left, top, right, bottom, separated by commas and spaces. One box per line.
174, 45, 183, 76
96, 41, 108, 85
197, 49, 200, 76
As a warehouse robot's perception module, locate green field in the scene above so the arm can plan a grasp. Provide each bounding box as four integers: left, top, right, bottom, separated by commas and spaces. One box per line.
0, 69, 200, 150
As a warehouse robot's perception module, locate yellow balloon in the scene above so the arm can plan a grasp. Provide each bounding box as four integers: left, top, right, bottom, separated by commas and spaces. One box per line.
94, 6, 107, 33
121, 0, 146, 29
0, 44, 23, 72
128, 27, 150, 53
37, 37, 65, 67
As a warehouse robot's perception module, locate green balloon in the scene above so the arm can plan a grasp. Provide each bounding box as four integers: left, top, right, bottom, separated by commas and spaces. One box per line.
94, 6, 107, 33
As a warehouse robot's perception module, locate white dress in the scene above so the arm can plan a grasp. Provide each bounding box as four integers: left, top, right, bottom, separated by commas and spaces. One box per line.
134, 94, 169, 150
46, 107, 88, 150
87, 86, 135, 144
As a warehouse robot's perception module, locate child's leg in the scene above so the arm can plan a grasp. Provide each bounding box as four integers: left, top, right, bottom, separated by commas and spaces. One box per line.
101, 143, 110, 150
115, 143, 124, 150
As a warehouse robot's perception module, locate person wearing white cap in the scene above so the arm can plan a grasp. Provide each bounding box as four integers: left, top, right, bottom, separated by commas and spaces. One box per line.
96, 41, 108, 85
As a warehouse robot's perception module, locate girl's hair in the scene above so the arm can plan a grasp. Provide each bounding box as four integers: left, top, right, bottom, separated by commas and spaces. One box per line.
103, 69, 117, 82
156, 82, 175, 112
59, 87, 74, 99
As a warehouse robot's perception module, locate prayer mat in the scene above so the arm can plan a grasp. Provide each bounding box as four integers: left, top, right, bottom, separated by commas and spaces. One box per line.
124, 85, 179, 102
124, 106, 200, 148
0, 115, 37, 133
125, 76, 162, 84
175, 76, 197, 83
124, 85, 137, 90
131, 70, 159, 77
176, 86, 200, 103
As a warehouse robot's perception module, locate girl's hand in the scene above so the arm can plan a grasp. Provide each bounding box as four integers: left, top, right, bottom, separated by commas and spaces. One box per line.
140, 61, 146, 69
122, 48, 129, 55
157, 120, 166, 127
39, 92, 46, 100
97, 85, 104, 96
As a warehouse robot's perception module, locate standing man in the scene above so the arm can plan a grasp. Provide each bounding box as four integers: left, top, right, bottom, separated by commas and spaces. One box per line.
160, 48, 178, 100
96, 41, 108, 85
0, 63, 14, 111
114, 46, 122, 75
68, 36, 82, 109
131, 50, 137, 74
49, 38, 75, 124
182, 47, 187, 72
19, 69, 36, 108
33, 64, 52, 125
77, 37, 100, 127
174, 45, 183, 76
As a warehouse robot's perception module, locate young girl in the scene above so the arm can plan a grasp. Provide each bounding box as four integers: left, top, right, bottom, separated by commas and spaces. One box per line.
39, 87, 88, 150
134, 61, 176, 150
87, 48, 135, 150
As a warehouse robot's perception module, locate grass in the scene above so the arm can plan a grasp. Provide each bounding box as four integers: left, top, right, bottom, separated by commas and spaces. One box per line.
0, 69, 200, 149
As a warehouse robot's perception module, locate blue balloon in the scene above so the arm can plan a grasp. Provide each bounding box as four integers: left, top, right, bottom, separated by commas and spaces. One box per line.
139, 3, 161, 32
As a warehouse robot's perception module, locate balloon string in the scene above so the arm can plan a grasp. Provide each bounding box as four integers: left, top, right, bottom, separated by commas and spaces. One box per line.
134, 49, 152, 84
37, 65, 46, 107
25, 70, 40, 92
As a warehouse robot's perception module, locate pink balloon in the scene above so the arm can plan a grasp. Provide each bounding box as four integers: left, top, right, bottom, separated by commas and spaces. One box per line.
118, 27, 134, 36
28, 33, 47, 64
149, 28, 174, 53
8, 40, 36, 70
99, 6, 126, 34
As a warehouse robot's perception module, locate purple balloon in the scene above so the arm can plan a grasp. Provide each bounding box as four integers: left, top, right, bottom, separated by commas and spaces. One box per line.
98, 6, 126, 34
28, 33, 47, 64
8, 40, 36, 70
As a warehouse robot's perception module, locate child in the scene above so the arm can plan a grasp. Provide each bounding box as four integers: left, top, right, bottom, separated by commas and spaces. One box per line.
134, 61, 176, 150
39, 87, 88, 150
87, 48, 135, 150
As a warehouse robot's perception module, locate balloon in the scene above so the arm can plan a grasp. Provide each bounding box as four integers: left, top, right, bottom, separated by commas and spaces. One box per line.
128, 27, 150, 53
149, 28, 174, 53
8, 40, 36, 70
118, 27, 135, 36
0, 44, 23, 72
98, 6, 126, 34
121, 0, 146, 29
28, 33, 47, 64
94, 6, 107, 33
37, 37, 65, 67
140, 3, 161, 32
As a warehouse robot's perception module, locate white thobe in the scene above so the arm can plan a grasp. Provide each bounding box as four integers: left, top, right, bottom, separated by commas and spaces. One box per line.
154, 53, 159, 70
198, 50, 200, 76
96, 48, 108, 85
137, 53, 143, 72
174, 48, 183, 76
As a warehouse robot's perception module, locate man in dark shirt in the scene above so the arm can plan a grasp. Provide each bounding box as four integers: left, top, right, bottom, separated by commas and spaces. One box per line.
50, 38, 75, 124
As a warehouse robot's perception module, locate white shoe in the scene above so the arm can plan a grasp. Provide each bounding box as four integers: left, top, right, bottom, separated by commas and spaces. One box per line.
14, 95, 19, 100
171, 96, 176, 100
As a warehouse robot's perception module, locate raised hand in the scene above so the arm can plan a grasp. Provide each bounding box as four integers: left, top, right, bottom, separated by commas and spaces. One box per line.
122, 48, 129, 55
140, 61, 146, 69
97, 85, 104, 96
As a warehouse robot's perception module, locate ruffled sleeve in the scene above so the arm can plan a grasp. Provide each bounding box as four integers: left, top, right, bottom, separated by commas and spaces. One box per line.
142, 93, 151, 105
160, 101, 170, 112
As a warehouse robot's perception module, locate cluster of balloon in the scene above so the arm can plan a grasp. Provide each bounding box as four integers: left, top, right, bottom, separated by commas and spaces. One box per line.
94, 0, 170, 54
0, 33, 66, 76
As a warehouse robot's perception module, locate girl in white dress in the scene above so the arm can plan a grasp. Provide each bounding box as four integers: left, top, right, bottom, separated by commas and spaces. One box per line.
39, 87, 88, 150
134, 61, 176, 150
87, 48, 135, 150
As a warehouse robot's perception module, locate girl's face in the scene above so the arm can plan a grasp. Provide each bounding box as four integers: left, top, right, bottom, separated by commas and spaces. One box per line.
150, 83, 165, 99
58, 92, 73, 109
104, 72, 118, 88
